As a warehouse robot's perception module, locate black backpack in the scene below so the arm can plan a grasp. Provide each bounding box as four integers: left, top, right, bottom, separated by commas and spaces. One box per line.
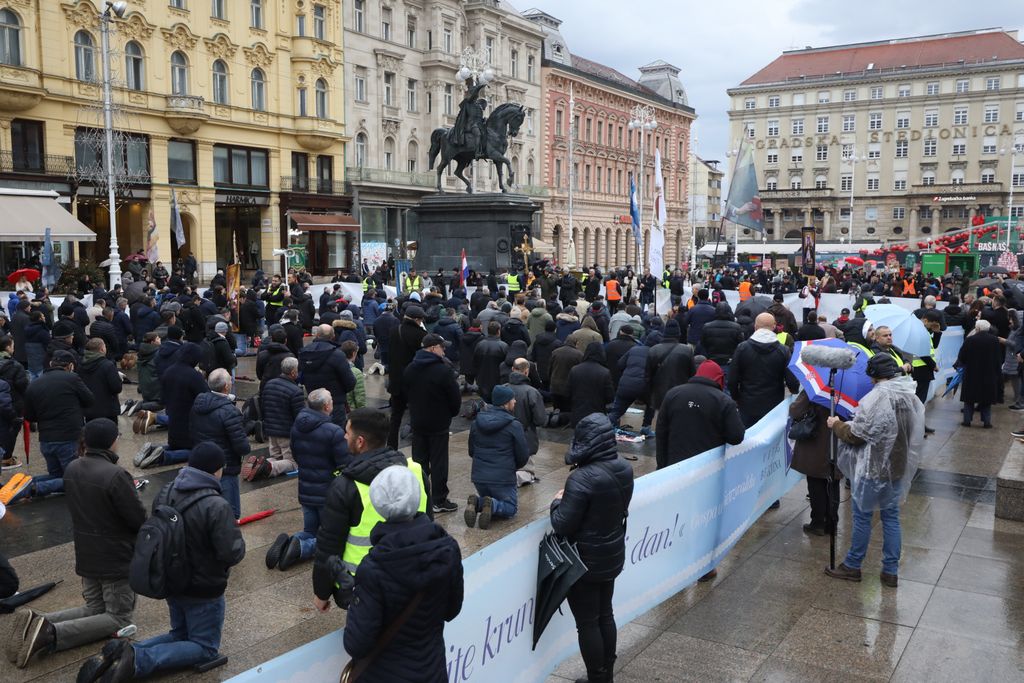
129, 484, 214, 599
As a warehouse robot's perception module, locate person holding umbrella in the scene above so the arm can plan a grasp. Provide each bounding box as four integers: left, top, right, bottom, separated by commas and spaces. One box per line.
550, 413, 633, 683
8, 268, 39, 294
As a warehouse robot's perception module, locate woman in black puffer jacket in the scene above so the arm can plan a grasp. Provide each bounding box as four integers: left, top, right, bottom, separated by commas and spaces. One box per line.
550, 413, 634, 683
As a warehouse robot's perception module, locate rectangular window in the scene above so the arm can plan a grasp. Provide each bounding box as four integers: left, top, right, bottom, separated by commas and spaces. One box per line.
893, 207, 906, 220
894, 179, 907, 191
867, 143, 881, 159
214, 144, 267, 187
766, 152, 779, 164
744, 97, 755, 110
354, 0, 364, 32
407, 16, 416, 48
898, 84, 911, 98
527, 54, 535, 82
585, 118, 592, 141
984, 105, 999, 123
555, 109, 563, 136
983, 137, 997, 154
554, 159, 562, 187
767, 119, 779, 136
485, 36, 494, 64
381, 7, 392, 40
596, 120, 603, 143
868, 112, 882, 130
443, 27, 453, 53
313, 4, 326, 40
291, 152, 308, 191
790, 176, 802, 190
250, 0, 263, 28
815, 144, 828, 161
383, 72, 394, 106
954, 107, 968, 125
986, 77, 1000, 91
926, 82, 939, 96
817, 91, 830, 104
866, 175, 879, 191
815, 177, 827, 189
896, 111, 910, 129
296, 14, 306, 36
1016, 102, 1024, 121
924, 109, 938, 127
843, 89, 857, 102
170, 0, 185, 9
791, 149, 803, 163
354, 74, 366, 102
765, 178, 777, 190
842, 114, 855, 132
816, 115, 829, 133
444, 84, 453, 115
76, 128, 149, 179
316, 155, 332, 191
840, 174, 852, 192
167, 139, 196, 184
895, 140, 908, 158
768, 95, 780, 108
746, 126, 755, 139
923, 138, 937, 156
11, 119, 44, 172
865, 207, 877, 221
510, 48, 519, 79
981, 170, 996, 183
211, 0, 225, 20
870, 86, 883, 99
406, 79, 416, 112
841, 144, 853, 159
791, 118, 804, 135
956, 78, 970, 93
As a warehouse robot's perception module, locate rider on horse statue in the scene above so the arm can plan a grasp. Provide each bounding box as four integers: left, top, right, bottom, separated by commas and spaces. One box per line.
451, 81, 488, 156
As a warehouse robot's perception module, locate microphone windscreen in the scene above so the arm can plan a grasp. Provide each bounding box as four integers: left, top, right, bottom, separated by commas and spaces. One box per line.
800, 343, 857, 370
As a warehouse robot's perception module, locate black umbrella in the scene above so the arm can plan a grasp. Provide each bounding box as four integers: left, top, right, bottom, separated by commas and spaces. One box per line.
980, 265, 1009, 276
972, 277, 1001, 289
0, 580, 62, 614
736, 294, 773, 318
533, 534, 587, 649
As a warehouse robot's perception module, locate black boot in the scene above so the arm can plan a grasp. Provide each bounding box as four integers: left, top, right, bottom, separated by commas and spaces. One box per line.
575, 668, 610, 683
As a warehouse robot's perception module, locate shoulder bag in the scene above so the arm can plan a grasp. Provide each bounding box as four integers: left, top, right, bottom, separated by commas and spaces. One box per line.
339, 591, 425, 683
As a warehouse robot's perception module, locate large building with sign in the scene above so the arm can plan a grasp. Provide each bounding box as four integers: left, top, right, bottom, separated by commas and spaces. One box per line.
0, 1, 349, 278
727, 28, 1024, 247
525, 9, 695, 270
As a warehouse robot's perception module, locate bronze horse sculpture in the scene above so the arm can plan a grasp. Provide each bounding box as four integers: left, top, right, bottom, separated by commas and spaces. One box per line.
428, 102, 525, 194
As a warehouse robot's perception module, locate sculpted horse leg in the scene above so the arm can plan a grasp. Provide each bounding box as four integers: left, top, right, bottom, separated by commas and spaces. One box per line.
453, 157, 473, 194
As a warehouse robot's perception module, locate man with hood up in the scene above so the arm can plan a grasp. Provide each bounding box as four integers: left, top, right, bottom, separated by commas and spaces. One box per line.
608, 331, 661, 435
255, 325, 293, 396
566, 315, 603, 353
342, 466, 464, 682
727, 312, 800, 428
700, 302, 745, 370
299, 324, 356, 427
568, 342, 615, 428
645, 319, 695, 418
465, 386, 528, 529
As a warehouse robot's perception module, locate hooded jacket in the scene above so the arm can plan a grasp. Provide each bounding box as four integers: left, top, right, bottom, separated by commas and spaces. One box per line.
190, 392, 251, 475
458, 327, 483, 377
645, 336, 696, 410
154, 338, 182, 378
468, 406, 528, 486
299, 339, 355, 423
343, 515, 464, 683
555, 312, 581, 342
656, 371, 745, 467
500, 316, 531, 348
200, 331, 237, 374
78, 349, 123, 421
136, 341, 161, 403
568, 343, 615, 427
700, 303, 745, 366
550, 414, 634, 581
472, 334, 508, 403
256, 341, 293, 394
548, 344, 583, 397
388, 319, 427, 397
434, 316, 463, 364
130, 302, 161, 344
404, 349, 461, 434
498, 340, 539, 386
615, 333, 660, 399
527, 307, 553, 344
291, 406, 350, 507
684, 300, 717, 346
605, 334, 639, 388
528, 330, 561, 385
727, 328, 800, 427
566, 316, 603, 353
262, 374, 306, 438
162, 342, 209, 450
504, 372, 547, 455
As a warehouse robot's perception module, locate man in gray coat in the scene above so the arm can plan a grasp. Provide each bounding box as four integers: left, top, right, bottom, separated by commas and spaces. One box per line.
502, 358, 546, 486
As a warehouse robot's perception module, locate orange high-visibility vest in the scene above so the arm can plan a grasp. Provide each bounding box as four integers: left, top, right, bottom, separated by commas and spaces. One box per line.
606, 279, 621, 301
738, 281, 753, 301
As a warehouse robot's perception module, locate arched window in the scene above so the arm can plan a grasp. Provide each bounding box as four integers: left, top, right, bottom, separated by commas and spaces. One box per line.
125, 41, 144, 91
250, 68, 265, 111
950, 169, 965, 185
527, 158, 535, 185
354, 133, 367, 167
511, 156, 520, 184
765, 177, 778, 191
212, 60, 229, 104
790, 176, 802, 190
314, 78, 328, 118
74, 30, 96, 82
297, 86, 307, 116
407, 140, 418, 172
922, 170, 936, 186
0, 9, 21, 67
383, 137, 395, 170
170, 51, 189, 95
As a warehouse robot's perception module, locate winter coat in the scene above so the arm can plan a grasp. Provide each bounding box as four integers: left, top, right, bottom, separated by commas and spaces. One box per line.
89, 318, 120, 359
24, 367, 94, 443
130, 303, 160, 343
608, 311, 642, 340
504, 372, 547, 454
154, 339, 182, 378
645, 338, 696, 410
190, 392, 251, 476
684, 300, 717, 346
567, 316, 603, 353
291, 407, 350, 508
256, 342, 294, 394
473, 335, 508, 402
656, 376, 745, 467
434, 316, 463, 364
700, 305, 745, 366
498, 340, 536, 385
137, 341, 161, 403
343, 515, 464, 683
404, 349, 461, 435
44, 336, 81, 370
388, 320, 427, 397
548, 344, 583, 397
459, 328, 483, 377
796, 323, 827, 341
529, 331, 561, 384
239, 299, 262, 337
361, 298, 381, 327
615, 338, 655, 400
24, 320, 49, 374
728, 331, 799, 427
160, 466, 245, 599
605, 335, 640, 388
550, 415, 634, 582
957, 330, 1003, 405
299, 339, 355, 424
555, 312, 581, 342
162, 343, 209, 450
282, 321, 305, 358
568, 343, 615, 427
78, 350, 123, 422
501, 317, 531, 347
788, 392, 836, 480
64, 448, 146, 580
0, 356, 29, 416
262, 375, 306, 438
468, 407, 528, 486
200, 332, 236, 374
527, 307, 553, 344
767, 302, 799, 336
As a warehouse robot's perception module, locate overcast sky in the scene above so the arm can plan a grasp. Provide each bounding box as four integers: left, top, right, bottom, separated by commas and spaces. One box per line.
530, 0, 1024, 163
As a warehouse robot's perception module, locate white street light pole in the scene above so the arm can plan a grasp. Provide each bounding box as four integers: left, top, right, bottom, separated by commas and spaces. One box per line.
456, 47, 493, 193
100, 1, 127, 288
844, 152, 864, 244
629, 104, 657, 269
1002, 141, 1022, 244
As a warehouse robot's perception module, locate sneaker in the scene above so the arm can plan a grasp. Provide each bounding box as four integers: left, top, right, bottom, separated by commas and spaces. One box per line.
0, 473, 32, 505
478, 496, 494, 530
265, 533, 290, 569
880, 572, 898, 588
5, 608, 36, 664
119, 399, 135, 416
138, 445, 164, 469
133, 443, 155, 468
240, 455, 261, 482
824, 562, 862, 582
16, 615, 55, 668
464, 495, 479, 528
768, 500, 781, 510
126, 401, 144, 417
432, 499, 458, 514
698, 568, 718, 583
278, 536, 303, 571
640, 426, 655, 438
1, 457, 21, 469
1010, 404, 1024, 412
1011, 429, 1024, 438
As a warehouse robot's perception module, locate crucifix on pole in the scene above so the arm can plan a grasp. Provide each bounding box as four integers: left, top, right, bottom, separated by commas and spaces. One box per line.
514, 234, 533, 273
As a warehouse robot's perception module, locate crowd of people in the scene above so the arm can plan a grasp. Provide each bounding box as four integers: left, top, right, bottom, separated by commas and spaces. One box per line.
0, 254, 1018, 682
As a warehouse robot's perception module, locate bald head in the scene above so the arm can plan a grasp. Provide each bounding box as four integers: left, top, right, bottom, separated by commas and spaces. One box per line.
512, 358, 531, 374
315, 324, 334, 340
754, 313, 777, 331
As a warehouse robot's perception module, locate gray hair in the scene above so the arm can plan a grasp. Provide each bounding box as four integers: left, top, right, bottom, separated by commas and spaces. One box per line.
924, 295, 936, 307
975, 319, 992, 333
208, 368, 231, 393
281, 357, 299, 375
308, 388, 332, 412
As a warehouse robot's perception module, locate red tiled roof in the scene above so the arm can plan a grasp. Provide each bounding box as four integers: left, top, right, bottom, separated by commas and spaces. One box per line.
568, 53, 658, 97
741, 30, 1024, 86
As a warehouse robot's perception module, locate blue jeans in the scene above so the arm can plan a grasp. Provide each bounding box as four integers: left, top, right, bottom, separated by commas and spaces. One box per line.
156, 413, 169, 426
473, 482, 518, 519
844, 481, 902, 575
220, 475, 240, 520
34, 441, 78, 498
161, 448, 190, 465
295, 505, 321, 560
132, 596, 225, 677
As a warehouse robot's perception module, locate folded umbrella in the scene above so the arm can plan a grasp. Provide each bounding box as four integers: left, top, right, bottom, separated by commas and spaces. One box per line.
789, 339, 873, 420
863, 303, 933, 357
943, 368, 964, 398
0, 580, 62, 614
533, 533, 588, 649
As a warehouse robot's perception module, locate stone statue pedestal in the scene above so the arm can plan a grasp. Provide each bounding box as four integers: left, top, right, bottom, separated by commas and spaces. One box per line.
410, 193, 540, 275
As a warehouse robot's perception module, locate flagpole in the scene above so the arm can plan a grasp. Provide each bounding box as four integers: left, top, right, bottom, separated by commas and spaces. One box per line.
568, 82, 575, 268
630, 105, 657, 269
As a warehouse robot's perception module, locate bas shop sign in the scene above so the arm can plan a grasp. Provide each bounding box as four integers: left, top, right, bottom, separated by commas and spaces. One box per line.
215, 192, 269, 206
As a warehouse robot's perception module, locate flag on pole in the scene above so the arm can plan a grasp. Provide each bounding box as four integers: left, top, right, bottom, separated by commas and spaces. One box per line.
723, 136, 764, 233
145, 208, 159, 263
171, 189, 187, 247
460, 248, 469, 286
629, 173, 642, 246
41, 227, 55, 290
649, 149, 666, 276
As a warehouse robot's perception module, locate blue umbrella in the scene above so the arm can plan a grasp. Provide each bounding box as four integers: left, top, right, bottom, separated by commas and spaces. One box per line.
943, 368, 963, 398
863, 303, 932, 357
789, 339, 874, 420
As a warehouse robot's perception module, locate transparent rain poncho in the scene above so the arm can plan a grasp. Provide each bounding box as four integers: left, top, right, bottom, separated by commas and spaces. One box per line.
836, 375, 925, 511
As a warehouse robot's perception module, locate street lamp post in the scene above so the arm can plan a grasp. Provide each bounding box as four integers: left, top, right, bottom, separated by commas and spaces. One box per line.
628, 104, 657, 268
456, 47, 493, 193
1001, 141, 1023, 244
843, 152, 864, 244
100, 1, 127, 289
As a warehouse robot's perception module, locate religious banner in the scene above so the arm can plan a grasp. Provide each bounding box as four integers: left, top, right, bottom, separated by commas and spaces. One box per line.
800, 226, 816, 275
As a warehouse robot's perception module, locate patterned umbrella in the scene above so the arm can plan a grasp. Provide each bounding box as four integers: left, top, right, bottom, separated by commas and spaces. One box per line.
789, 339, 874, 420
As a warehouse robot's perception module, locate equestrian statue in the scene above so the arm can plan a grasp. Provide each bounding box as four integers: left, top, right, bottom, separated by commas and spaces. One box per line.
428, 81, 525, 194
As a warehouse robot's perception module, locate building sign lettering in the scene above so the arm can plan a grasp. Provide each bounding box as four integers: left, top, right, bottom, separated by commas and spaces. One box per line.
754, 124, 1017, 150
215, 193, 269, 206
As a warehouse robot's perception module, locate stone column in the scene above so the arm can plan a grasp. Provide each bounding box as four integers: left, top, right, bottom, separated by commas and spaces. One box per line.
909, 208, 919, 243
931, 207, 941, 236
803, 207, 813, 227
823, 210, 832, 240
0, 118, 11, 160
773, 210, 782, 235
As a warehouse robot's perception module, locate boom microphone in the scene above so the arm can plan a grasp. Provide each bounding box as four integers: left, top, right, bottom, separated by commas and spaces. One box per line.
800, 343, 857, 370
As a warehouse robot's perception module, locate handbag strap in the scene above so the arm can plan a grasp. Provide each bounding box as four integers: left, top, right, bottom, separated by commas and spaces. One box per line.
347, 591, 425, 681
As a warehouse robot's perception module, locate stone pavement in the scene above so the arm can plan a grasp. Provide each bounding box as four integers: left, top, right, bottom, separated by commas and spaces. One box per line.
1, 353, 1022, 682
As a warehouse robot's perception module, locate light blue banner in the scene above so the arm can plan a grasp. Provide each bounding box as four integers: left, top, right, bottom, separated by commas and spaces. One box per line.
230, 400, 802, 683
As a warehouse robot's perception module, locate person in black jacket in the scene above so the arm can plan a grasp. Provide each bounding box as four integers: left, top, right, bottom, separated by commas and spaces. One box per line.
256, 326, 293, 396
12, 419, 145, 668
405, 334, 462, 514
728, 312, 800, 427
372, 306, 399, 372
238, 289, 262, 343
551, 413, 634, 683
466, 386, 528, 529
89, 307, 121, 361
343, 466, 464, 682
312, 409, 428, 609
245, 357, 303, 482
645, 319, 695, 416
795, 308, 827, 341
299, 324, 356, 428
138, 342, 208, 469
201, 322, 237, 376
473, 321, 508, 404
459, 321, 483, 385
281, 309, 305, 357
700, 302, 745, 369
84, 443, 246, 681
265, 389, 349, 571
0, 335, 29, 467
657, 359, 745, 468
153, 326, 183, 378
188, 370, 250, 519
608, 331, 661, 435
386, 306, 427, 447
528, 318, 561, 389
78, 338, 123, 422
568, 342, 615, 428
605, 326, 640, 389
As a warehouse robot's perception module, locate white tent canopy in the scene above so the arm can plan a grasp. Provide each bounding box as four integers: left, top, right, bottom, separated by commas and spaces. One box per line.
0, 188, 95, 242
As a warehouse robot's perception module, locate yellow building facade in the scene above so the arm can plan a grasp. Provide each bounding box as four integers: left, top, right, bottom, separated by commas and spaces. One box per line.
0, 0, 348, 279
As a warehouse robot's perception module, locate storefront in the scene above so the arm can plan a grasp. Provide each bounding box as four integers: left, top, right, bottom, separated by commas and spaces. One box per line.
278, 190, 355, 276
74, 186, 151, 266
0, 188, 95, 275
214, 191, 269, 270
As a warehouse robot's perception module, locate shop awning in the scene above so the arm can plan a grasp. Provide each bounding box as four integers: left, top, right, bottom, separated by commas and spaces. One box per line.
0, 189, 95, 241
697, 241, 801, 256
289, 213, 359, 231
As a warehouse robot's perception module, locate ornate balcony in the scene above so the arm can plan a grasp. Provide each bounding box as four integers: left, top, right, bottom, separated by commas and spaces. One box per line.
164, 95, 207, 135
0, 151, 73, 177
294, 116, 342, 152
0, 65, 44, 112
280, 176, 346, 195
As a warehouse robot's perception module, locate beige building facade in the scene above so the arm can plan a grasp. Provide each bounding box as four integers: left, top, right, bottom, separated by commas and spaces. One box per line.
0, 0, 349, 278
688, 152, 723, 252
728, 29, 1024, 247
